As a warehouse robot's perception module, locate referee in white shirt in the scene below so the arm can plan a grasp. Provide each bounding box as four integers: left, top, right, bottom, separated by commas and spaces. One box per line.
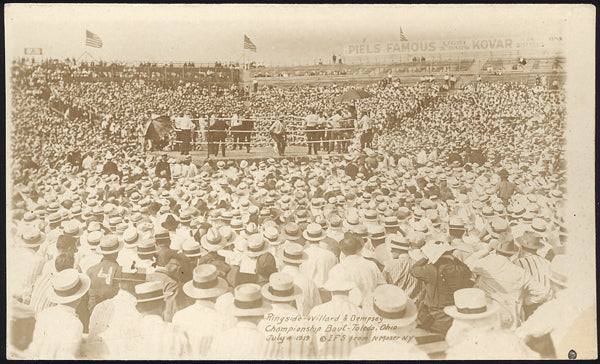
179, 111, 194, 156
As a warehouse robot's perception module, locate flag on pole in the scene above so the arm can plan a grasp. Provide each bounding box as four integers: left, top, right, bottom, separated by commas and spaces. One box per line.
399, 27, 408, 41
86, 30, 103, 48
243, 34, 257, 52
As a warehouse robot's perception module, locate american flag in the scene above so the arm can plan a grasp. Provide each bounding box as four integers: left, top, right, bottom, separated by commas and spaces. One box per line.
86, 30, 103, 48
244, 34, 257, 52
399, 27, 408, 42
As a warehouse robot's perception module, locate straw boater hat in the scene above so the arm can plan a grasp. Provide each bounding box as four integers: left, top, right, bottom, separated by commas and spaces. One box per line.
134, 281, 173, 303
99, 235, 123, 255
245, 234, 269, 258
263, 226, 283, 246
21, 228, 46, 248
280, 242, 307, 265
226, 283, 272, 317
444, 288, 499, 320
280, 222, 302, 243
363, 285, 418, 327
183, 264, 229, 300
123, 227, 140, 248
48, 268, 92, 304
261, 272, 302, 303
201, 227, 227, 252
137, 238, 159, 258
303, 223, 327, 242
182, 240, 203, 258
86, 231, 103, 251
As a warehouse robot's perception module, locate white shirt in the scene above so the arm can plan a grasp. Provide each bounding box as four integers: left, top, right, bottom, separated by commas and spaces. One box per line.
29, 305, 83, 359
309, 295, 366, 359
172, 300, 236, 358
281, 265, 322, 317
208, 320, 269, 360
328, 255, 385, 306
300, 244, 338, 289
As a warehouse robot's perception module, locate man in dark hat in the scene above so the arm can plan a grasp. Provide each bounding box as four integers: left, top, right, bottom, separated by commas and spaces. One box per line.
496, 168, 516, 205
155, 154, 171, 181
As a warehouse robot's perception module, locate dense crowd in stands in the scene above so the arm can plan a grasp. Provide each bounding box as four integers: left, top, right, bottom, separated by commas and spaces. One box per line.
8, 56, 577, 360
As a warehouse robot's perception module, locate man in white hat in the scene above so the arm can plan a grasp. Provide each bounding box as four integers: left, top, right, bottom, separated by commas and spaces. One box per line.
464, 239, 552, 329
117, 227, 141, 269
30, 254, 76, 318
86, 235, 122, 315
300, 223, 338, 301
29, 269, 91, 359
349, 285, 428, 360
85, 266, 146, 358
381, 234, 424, 304
308, 276, 364, 359
443, 287, 501, 346
328, 233, 385, 306
258, 272, 316, 359
278, 242, 322, 317
172, 264, 235, 358
8, 228, 47, 305
120, 281, 191, 359
208, 283, 271, 359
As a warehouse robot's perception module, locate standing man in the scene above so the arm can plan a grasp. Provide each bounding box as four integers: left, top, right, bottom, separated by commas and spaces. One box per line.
241, 112, 254, 153
179, 111, 194, 156
230, 111, 243, 151
305, 109, 319, 155
269, 118, 286, 156
211, 115, 229, 157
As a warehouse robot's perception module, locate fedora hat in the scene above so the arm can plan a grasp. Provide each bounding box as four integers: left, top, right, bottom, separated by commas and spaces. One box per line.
363, 285, 418, 327
303, 223, 326, 242
182, 240, 203, 258
183, 264, 229, 300
444, 288, 499, 320
245, 234, 268, 258
226, 283, 272, 317
261, 272, 302, 303
218, 226, 237, 246
161, 214, 179, 231
135, 280, 173, 303
99, 235, 123, 255
48, 269, 91, 304
492, 238, 518, 256
21, 228, 46, 247
515, 231, 544, 250
201, 227, 226, 252
280, 242, 307, 265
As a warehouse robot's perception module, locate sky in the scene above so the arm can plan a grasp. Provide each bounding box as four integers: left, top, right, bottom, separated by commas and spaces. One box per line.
5, 4, 569, 66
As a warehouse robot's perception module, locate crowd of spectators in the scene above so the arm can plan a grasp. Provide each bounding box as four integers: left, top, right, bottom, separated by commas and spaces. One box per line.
8, 55, 574, 360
